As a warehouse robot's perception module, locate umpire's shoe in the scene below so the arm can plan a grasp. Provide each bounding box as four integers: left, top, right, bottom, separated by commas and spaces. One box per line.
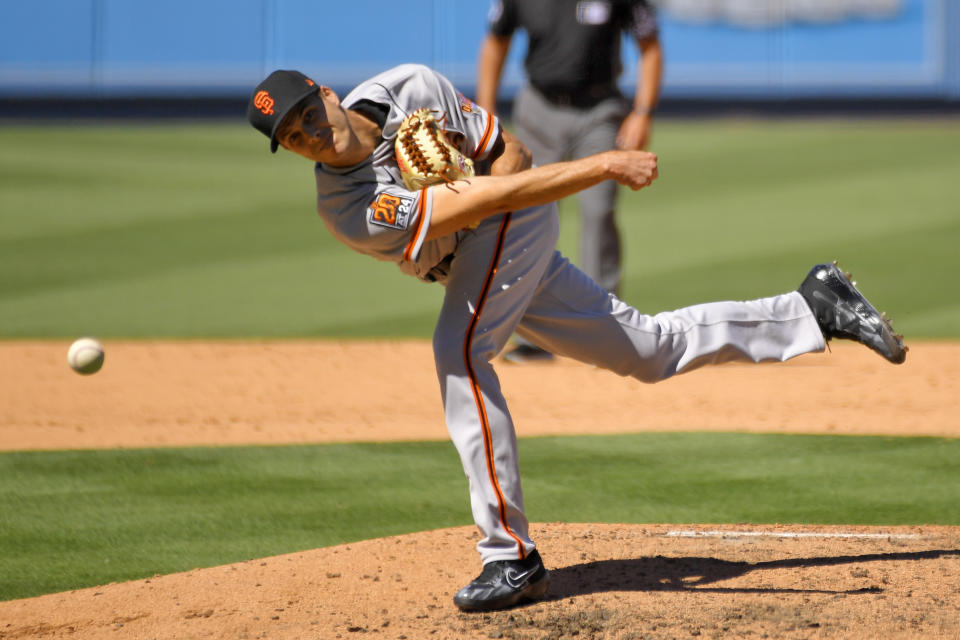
454, 550, 549, 612
798, 262, 907, 364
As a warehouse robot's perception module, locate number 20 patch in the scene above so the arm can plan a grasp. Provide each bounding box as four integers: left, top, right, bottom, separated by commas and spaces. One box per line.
368, 193, 414, 230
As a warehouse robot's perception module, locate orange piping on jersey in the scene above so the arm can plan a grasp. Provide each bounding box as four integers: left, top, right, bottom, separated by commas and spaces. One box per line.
403, 188, 429, 262
472, 114, 496, 160
462, 212, 526, 560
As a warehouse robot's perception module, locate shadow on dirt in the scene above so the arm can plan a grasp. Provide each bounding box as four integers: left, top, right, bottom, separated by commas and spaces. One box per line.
545, 549, 960, 599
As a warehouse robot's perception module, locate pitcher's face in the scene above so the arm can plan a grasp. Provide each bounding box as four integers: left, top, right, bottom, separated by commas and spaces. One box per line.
276, 87, 359, 165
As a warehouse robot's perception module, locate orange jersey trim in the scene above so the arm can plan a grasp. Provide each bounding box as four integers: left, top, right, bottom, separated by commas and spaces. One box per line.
402, 188, 429, 262
472, 114, 496, 160
462, 213, 526, 559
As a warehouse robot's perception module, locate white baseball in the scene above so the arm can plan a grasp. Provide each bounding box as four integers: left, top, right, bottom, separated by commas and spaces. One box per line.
67, 337, 105, 375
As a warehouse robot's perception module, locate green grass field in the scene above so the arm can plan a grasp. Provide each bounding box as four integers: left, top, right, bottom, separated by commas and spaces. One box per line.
2, 434, 958, 601
2, 118, 959, 338
1, 118, 958, 602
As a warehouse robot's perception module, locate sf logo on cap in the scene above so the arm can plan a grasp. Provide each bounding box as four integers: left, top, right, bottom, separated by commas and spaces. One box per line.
254, 90, 275, 115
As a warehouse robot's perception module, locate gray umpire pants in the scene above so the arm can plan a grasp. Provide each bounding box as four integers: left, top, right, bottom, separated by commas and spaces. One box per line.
512, 84, 629, 295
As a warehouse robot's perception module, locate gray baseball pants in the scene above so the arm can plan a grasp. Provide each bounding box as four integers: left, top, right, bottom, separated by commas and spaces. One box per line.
432, 202, 826, 565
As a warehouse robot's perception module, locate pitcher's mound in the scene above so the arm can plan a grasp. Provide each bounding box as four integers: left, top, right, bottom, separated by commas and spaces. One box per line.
2, 523, 959, 639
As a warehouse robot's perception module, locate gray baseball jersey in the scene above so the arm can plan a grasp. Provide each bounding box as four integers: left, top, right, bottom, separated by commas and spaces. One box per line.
314, 64, 500, 282
309, 64, 825, 566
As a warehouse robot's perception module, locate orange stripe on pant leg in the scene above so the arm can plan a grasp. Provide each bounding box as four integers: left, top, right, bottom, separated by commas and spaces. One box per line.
462, 213, 525, 560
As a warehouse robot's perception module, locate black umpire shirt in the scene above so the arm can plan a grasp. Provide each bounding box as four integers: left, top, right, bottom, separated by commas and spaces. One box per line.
488, 0, 658, 95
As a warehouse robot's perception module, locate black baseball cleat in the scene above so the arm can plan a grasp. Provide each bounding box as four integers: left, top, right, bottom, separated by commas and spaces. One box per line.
453, 549, 549, 612
798, 262, 907, 364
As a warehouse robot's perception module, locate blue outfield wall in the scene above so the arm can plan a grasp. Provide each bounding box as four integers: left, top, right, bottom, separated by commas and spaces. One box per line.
0, 0, 957, 100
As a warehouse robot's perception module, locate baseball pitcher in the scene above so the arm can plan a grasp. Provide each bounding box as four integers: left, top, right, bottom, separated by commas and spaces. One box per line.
247, 64, 906, 613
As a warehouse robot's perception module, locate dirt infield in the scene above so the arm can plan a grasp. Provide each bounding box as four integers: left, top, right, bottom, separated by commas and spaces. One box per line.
1, 340, 958, 639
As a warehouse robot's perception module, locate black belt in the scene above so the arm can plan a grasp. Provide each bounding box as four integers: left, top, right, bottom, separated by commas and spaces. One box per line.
423, 252, 455, 283
532, 83, 621, 109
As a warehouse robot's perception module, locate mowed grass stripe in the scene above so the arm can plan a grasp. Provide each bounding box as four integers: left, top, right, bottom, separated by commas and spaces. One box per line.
3, 119, 960, 338
1, 433, 957, 600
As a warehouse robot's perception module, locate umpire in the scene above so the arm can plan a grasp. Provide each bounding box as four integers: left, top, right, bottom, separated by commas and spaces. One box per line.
477, 0, 663, 361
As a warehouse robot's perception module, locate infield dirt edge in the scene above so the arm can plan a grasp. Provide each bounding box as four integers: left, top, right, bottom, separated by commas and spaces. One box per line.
1, 340, 958, 639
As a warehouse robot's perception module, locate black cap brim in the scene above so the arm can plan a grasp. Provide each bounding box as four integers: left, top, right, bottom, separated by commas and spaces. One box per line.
247, 70, 319, 154
267, 91, 314, 153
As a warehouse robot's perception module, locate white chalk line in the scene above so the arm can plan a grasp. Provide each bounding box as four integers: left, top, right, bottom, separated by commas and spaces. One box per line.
666, 529, 920, 540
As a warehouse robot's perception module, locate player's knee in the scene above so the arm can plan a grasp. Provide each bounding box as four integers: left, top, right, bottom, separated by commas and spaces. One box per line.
432, 331, 460, 370
432, 330, 494, 371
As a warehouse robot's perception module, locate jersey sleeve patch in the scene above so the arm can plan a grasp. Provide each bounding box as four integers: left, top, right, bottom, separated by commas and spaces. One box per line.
458, 92, 475, 114
367, 193, 415, 230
